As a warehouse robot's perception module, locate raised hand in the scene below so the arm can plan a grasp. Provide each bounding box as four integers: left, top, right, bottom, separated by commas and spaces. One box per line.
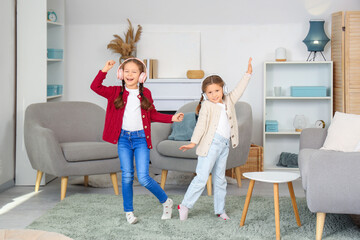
172, 113, 184, 122
102, 60, 116, 73
246, 57, 253, 74
179, 142, 196, 152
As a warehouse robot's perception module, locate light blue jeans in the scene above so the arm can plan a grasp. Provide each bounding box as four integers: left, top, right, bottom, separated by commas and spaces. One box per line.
181, 133, 230, 214
118, 129, 168, 212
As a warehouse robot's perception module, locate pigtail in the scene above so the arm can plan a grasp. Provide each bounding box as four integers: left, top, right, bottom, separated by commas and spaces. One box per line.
195, 95, 204, 115
114, 80, 126, 109
139, 83, 153, 111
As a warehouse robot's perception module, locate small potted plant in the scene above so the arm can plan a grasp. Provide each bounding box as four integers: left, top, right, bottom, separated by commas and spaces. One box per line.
107, 19, 142, 63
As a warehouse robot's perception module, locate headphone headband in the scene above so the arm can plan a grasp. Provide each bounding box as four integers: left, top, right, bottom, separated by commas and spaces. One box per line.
117, 58, 148, 83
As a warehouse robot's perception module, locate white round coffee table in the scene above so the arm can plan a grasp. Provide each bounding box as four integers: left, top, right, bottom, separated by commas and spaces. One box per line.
239, 172, 301, 240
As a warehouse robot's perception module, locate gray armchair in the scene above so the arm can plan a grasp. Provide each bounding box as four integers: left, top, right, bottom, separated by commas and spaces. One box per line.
150, 101, 252, 195
298, 128, 360, 240
24, 101, 120, 200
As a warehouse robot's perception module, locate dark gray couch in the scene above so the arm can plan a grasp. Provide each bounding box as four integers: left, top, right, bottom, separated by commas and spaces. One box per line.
150, 101, 252, 195
298, 128, 360, 239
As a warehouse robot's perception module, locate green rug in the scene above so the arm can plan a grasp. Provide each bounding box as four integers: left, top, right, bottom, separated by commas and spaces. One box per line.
27, 194, 360, 240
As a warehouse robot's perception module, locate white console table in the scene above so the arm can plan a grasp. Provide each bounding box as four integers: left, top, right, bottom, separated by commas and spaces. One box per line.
145, 78, 202, 111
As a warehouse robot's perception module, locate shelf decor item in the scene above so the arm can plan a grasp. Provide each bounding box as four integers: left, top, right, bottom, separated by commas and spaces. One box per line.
47, 10, 57, 22
293, 115, 306, 132
290, 86, 327, 97
265, 120, 279, 132
107, 19, 142, 63
303, 19, 330, 61
186, 70, 204, 79
275, 47, 286, 61
315, 120, 325, 128
47, 48, 63, 59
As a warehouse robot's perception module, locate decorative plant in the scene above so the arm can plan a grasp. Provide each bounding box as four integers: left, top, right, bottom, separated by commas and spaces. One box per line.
107, 19, 142, 63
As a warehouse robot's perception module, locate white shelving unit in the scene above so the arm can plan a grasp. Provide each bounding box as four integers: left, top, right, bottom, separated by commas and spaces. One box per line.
145, 78, 202, 111
16, 0, 65, 185
47, 0, 65, 100
263, 61, 333, 171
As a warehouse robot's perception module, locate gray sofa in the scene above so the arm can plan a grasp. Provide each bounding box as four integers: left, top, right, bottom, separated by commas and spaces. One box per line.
150, 101, 252, 195
24, 101, 121, 200
298, 128, 360, 239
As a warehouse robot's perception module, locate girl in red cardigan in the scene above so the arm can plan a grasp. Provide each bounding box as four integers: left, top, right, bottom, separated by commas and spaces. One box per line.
91, 58, 184, 224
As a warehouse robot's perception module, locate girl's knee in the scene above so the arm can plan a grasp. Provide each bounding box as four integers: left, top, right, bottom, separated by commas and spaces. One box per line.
137, 174, 151, 187
122, 172, 134, 184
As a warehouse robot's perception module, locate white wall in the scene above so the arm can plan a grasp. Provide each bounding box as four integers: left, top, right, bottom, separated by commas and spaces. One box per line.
0, 0, 15, 189
64, 0, 360, 145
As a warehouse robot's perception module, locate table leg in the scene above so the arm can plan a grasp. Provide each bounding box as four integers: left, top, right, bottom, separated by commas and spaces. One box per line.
273, 183, 280, 240
240, 179, 255, 227
288, 181, 301, 226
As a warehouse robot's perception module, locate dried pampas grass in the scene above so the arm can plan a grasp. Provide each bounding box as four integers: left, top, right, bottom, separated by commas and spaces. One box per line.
107, 19, 142, 63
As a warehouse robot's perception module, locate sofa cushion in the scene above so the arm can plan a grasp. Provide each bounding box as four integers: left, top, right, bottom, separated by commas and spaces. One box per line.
168, 112, 197, 141
321, 111, 360, 152
157, 140, 197, 159
61, 142, 118, 162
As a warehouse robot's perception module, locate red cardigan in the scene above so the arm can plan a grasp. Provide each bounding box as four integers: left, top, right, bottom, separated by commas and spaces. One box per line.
90, 70, 173, 148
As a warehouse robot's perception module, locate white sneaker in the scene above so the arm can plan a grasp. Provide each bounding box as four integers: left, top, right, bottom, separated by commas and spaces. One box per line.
126, 212, 138, 224
161, 198, 173, 220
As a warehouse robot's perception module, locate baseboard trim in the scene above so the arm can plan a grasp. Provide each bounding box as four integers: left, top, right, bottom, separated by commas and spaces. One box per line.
0, 179, 15, 193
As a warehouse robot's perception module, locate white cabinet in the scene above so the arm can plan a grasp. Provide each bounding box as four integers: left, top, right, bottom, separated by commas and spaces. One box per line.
145, 78, 202, 111
16, 0, 65, 185
263, 62, 333, 171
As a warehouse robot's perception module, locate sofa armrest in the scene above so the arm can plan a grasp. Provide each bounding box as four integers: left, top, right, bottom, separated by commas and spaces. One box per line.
151, 122, 172, 147
299, 149, 360, 214
25, 125, 67, 176
299, 128, 327, 150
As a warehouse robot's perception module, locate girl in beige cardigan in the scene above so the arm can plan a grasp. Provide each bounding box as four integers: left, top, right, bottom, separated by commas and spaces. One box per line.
178, 58, 253, 221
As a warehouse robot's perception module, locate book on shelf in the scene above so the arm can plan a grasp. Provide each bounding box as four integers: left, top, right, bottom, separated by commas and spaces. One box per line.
143, 59, 158, 79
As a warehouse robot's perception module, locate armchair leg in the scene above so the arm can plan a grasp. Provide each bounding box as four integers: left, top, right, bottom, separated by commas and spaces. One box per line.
84, 175, 89, 187
316, 212, 326, 240
160, 170, 168, 190
110, 173, 119, 195
234, 166, 242, 187
60, 176, 68, 200
206, 174, 212, 196
35, 170, 43, 192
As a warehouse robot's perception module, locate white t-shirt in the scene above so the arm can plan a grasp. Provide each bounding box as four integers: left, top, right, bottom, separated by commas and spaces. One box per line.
216, 103, 231, 139
122, 87, 143, 131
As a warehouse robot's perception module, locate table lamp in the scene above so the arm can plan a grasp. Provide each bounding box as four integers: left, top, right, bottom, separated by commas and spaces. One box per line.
303, 19, 330, 61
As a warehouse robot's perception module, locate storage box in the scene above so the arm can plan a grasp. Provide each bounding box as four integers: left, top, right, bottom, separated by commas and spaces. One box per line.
265, 120, 278, 132
47, 84, 58, 96
290, 86, 327, 97
47, 48, 63, 59
57, 85, 63, 95
225, 144, 264, 179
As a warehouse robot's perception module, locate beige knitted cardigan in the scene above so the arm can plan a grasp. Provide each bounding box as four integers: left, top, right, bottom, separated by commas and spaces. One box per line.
191, 73, 251, 156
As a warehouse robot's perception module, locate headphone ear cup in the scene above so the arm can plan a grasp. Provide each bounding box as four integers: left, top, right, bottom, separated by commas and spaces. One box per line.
117, 66, 124, 80
202, 93, 207, 100
223, 84, 228, 94
139, 72, 147, 83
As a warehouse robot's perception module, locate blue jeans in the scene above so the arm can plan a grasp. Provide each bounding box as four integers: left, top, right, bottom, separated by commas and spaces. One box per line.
118, 129, 168, 212
181, 133, 229, 214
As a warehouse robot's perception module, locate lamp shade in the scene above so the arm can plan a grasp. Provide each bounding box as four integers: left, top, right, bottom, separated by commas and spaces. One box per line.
303, 20, 330, 52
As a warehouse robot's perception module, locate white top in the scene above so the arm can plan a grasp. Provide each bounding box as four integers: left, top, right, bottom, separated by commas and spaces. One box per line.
216, 103, 231, 139
122, 87, 143, 131
243, 172, 300, 183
